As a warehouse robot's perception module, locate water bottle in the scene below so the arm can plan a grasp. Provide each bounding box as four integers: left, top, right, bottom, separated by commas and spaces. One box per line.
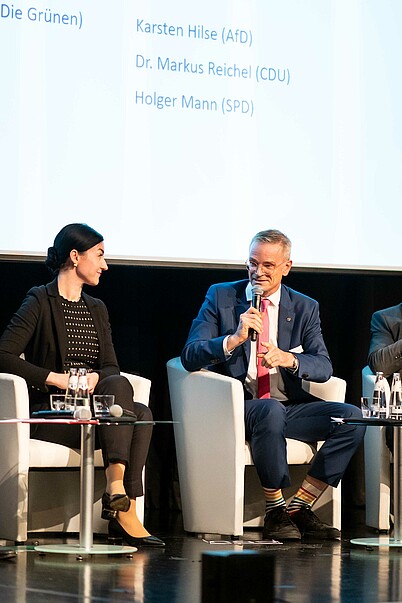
76, 368, 90, 405
390, 373, 402, 420
66, 367, 78, 396
65, 367, 78, 411
372, 372, 388, 419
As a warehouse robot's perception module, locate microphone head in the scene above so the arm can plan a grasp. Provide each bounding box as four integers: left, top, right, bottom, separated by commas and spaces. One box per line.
251, 284, 264, 315
251, 285, 264, 297
109, 404, 123, 418
74, 406, 92, 420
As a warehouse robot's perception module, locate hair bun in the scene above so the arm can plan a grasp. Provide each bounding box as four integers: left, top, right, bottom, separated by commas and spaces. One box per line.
45, 246, 60, 273
45, 224, 103, 276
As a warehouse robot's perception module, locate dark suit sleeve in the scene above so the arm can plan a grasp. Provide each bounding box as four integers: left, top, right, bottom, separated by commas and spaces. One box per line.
93, 300, 120, 380
291, 301, 333, 383
181, 284, 229, 372
0, 291, 50, 387
368, 310, 402, 378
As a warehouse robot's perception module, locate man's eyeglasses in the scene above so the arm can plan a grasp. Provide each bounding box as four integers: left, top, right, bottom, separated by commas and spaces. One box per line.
245, 259, 290, 274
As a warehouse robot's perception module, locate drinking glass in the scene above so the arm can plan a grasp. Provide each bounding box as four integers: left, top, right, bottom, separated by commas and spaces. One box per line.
361, 396, 373, 418
93, 394, 115, 418
50, 394, 66, 411
50, 394, 74, 412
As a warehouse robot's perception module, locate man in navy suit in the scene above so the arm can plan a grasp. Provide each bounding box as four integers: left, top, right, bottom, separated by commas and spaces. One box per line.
368, 304, 402, 379
368, 303, 402, 451
181, 229, 365, 540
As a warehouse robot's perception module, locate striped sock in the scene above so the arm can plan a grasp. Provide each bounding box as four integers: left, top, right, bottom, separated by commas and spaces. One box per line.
263, 488, 286, 514
287, 480, 324, 516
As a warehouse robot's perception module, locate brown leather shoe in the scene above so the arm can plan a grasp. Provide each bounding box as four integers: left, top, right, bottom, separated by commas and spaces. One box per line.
263, 506, 301, 541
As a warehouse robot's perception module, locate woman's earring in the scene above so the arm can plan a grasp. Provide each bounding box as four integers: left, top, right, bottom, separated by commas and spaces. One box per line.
73, 262, 78, 268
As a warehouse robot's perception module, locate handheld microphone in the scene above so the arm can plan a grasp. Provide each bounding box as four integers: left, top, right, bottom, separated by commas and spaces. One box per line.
249, 285, 264, 342
109, 404, 137, 420
74, 406, 92, 420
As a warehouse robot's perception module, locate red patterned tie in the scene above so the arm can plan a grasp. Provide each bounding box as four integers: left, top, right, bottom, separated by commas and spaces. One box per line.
257, 298, 271, 398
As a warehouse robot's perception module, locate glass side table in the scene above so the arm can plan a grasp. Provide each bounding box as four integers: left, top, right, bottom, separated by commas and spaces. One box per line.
335, 416, 402, 548
1, 416, 172, 556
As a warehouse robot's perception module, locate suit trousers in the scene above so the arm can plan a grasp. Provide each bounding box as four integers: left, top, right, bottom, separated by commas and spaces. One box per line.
244, 397, 366, 489
31, 374, 153, 498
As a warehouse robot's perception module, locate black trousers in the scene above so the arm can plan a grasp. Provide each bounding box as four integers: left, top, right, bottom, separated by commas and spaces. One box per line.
31, 375, 153, 498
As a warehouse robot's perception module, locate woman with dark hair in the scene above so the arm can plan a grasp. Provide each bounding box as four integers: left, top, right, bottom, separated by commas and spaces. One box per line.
0, 223, 164, 547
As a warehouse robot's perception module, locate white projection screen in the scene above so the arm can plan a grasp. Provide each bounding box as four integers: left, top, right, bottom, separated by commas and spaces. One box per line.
1, 1, 401, 270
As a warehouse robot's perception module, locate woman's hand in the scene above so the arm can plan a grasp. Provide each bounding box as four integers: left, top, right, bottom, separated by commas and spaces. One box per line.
45, 372, 69, 390
87, 372, 99, 394
45, 370, 99, 393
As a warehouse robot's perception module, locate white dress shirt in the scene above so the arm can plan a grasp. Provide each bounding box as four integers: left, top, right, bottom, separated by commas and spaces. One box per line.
224, 283, 288, 401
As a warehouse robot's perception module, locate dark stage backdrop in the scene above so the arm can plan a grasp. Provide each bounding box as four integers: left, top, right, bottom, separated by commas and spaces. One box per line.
1, 260, 401, 514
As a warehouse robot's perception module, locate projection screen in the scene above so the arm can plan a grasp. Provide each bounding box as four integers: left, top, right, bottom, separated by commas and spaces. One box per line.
1, 1, 401, 270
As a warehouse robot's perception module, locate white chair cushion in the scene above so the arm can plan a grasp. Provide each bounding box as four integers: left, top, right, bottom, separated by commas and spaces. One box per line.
244, 439, 316, 466
29, 440, 104, 468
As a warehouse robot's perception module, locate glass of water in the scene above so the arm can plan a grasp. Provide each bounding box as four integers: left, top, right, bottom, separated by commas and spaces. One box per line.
50, 394, 66, 411
50, 394, 76, 412
361, 397, 373, 418
93, 394, 115, 418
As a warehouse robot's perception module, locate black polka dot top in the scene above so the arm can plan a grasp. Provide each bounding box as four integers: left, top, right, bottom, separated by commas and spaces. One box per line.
60, 296, 100, 372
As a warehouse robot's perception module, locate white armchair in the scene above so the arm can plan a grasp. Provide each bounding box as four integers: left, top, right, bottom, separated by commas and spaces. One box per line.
0, 371, 151, 542
362, 365, 391, 531
167, 357, 346, 537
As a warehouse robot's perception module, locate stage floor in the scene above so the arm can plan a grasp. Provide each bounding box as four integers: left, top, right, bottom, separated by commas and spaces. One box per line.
0, 510, 399, 602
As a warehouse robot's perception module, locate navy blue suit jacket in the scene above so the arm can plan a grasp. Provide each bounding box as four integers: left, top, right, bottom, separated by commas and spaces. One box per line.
368, 304, 402, 379
181, 280, 332, 401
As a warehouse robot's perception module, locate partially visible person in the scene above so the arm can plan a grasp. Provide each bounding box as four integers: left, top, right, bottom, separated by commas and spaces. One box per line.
368, 303, 402, 452
368, 304, 402, 379
181, 228, 365, 541
0, 223, 164, 547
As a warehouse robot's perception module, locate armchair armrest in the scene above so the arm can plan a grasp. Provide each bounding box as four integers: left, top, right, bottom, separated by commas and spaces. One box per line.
0, 373, 31, 541
302, 376, 346, 402
167, 357, 246, 534
0, 372, 30, 419
121, 372, 151, 406
0, 373, 30, 462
